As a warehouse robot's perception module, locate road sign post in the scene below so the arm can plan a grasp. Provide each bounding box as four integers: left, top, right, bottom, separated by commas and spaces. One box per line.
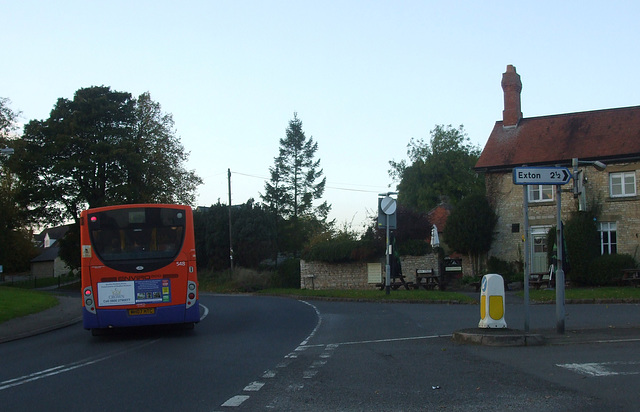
513, 166, 572, 334
378, 194, 397, 295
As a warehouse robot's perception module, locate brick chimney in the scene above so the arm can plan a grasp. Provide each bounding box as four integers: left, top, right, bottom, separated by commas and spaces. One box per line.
501, 65, 522, 127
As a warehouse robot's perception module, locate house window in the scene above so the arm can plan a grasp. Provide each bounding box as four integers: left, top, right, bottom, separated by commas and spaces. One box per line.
528, 185, 554, 202
610, 172, 636, 197
598, 222, 617, 255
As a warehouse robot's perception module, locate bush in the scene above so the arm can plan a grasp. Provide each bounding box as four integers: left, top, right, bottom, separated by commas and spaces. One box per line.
587, 254, 636, 286
303, 238, 359, 263
271, 258, 301, 289
231, 268, 272, 292
563, 210, 600, 284
303, 236, 382, 263
397, 239, 431, 256
487, 256, 521, 282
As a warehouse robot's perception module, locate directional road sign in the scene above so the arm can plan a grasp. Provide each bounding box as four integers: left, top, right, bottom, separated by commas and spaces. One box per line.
512, 167, 573, 185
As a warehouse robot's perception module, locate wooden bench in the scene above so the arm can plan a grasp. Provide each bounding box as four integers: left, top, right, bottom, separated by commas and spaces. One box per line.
621, 269, 640, 287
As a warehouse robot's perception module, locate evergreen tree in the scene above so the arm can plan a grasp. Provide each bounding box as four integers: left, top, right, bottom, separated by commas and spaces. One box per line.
262, 113, 330, 256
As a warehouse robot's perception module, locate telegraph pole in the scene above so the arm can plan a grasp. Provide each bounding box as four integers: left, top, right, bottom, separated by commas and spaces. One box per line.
228, 168, 234, 271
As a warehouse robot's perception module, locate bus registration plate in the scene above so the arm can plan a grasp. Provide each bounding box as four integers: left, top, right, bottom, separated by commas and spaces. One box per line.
128, 308, 155, 316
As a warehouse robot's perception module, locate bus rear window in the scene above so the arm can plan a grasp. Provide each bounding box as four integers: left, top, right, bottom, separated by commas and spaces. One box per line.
88, 207, 186, 262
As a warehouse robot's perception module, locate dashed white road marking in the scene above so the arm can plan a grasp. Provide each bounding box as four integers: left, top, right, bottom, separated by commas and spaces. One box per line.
262, 370, 277, 378
221, 395, 250, 407
0, 340, 158, 391
243, 381, 265, 391
303, 370, 318, 379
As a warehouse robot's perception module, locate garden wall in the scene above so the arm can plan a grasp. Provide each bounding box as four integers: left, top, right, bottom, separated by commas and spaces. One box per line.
300, 254, 441, 290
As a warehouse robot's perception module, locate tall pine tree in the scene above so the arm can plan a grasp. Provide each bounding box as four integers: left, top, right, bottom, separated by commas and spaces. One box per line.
262, 113, 330, 256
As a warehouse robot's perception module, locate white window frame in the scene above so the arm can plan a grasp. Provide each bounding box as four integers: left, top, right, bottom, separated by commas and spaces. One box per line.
609, 171, 636, 198
598, 222, 617, 255
528, 185, 554, 203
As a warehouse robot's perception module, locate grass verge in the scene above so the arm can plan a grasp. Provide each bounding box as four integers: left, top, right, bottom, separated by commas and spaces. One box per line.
0, 286, 59, 324
522, 287, 640, 303
256, 288, 477, 303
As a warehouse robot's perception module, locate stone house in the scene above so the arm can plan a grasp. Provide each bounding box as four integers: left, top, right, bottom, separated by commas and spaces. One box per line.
475, 65, 640, 273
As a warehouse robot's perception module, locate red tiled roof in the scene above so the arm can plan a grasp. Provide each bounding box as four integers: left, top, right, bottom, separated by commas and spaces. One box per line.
475, 105, 640, 171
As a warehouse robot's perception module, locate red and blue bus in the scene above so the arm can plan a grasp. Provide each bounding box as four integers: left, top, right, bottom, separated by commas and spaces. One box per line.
80, 204, 199, 334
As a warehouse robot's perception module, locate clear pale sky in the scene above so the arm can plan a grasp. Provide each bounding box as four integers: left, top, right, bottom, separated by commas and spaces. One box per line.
3, 1, 639, 229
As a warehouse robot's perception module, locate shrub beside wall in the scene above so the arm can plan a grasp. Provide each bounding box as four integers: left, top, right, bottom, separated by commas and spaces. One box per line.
587, 253, 636, 286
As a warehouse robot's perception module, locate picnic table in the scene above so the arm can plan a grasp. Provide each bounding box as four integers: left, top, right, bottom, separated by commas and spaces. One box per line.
376, 273, 414, 290
621, 269, 640, 287
529, 272, 553, 289
414, 268, 440, 290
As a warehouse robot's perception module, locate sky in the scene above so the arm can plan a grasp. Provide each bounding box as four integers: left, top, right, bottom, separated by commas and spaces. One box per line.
3, 1, 640, 230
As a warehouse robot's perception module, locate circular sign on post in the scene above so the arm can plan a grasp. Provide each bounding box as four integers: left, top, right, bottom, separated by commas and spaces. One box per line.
380, 196, 397, 215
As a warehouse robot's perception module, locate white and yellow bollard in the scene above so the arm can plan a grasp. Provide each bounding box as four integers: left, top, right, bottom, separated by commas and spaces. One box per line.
478, 274, 507, 328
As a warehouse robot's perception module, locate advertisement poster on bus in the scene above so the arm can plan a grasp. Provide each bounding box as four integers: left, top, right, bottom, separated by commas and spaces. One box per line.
97, 279, 171, 307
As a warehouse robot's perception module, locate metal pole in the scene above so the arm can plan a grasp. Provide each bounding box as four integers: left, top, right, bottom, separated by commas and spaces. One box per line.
556, 184, 565, 334
228, 168, 234, 271
523, 185, 530, 332
385, 213, 391, 295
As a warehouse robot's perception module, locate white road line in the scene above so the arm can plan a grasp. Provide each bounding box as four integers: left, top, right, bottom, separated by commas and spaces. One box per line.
262, 370, 277, 378
243, 381, 265, 391
557, 361, 640, 377
0, 340, 158, 391
298, 300, 322, 347
300, 334, 452, 349
200, 303, 209, 321
303, 370, 318, 379
221, 395, 250, 407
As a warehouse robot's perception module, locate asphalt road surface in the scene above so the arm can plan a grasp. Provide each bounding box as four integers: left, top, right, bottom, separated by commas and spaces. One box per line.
1, 294, 640, 411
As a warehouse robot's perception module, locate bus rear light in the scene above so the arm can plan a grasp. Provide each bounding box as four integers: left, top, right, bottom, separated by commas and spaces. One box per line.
186, 280, 197, 309
83, 286, 96, 314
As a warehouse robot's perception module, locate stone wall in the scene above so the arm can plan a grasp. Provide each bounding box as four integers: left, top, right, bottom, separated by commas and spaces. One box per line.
300, 254, 440, 290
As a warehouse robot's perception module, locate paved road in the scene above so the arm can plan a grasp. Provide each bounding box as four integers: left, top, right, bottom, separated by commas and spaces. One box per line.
0, 294, 318, 412
217, 299, 640, 411
1, 293, 640, 411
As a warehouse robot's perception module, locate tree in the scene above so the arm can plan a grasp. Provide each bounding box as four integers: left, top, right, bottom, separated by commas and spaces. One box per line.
389, 124, 484, 212
193, 199, 276, 270
443, 193, 497, 276
262, 113, 331, 255
130, 92, 202, 205
11, 86, 201, 226
10, 87, 202, 271
0, 98, 36, 273
263, 113, 329, 220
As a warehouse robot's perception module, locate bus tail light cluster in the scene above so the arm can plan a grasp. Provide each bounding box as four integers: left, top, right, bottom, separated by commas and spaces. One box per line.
186, 280, 197, 309
83, 286, 96, 314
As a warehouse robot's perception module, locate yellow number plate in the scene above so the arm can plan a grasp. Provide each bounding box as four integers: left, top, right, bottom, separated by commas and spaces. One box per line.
128, 308, 155, 316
